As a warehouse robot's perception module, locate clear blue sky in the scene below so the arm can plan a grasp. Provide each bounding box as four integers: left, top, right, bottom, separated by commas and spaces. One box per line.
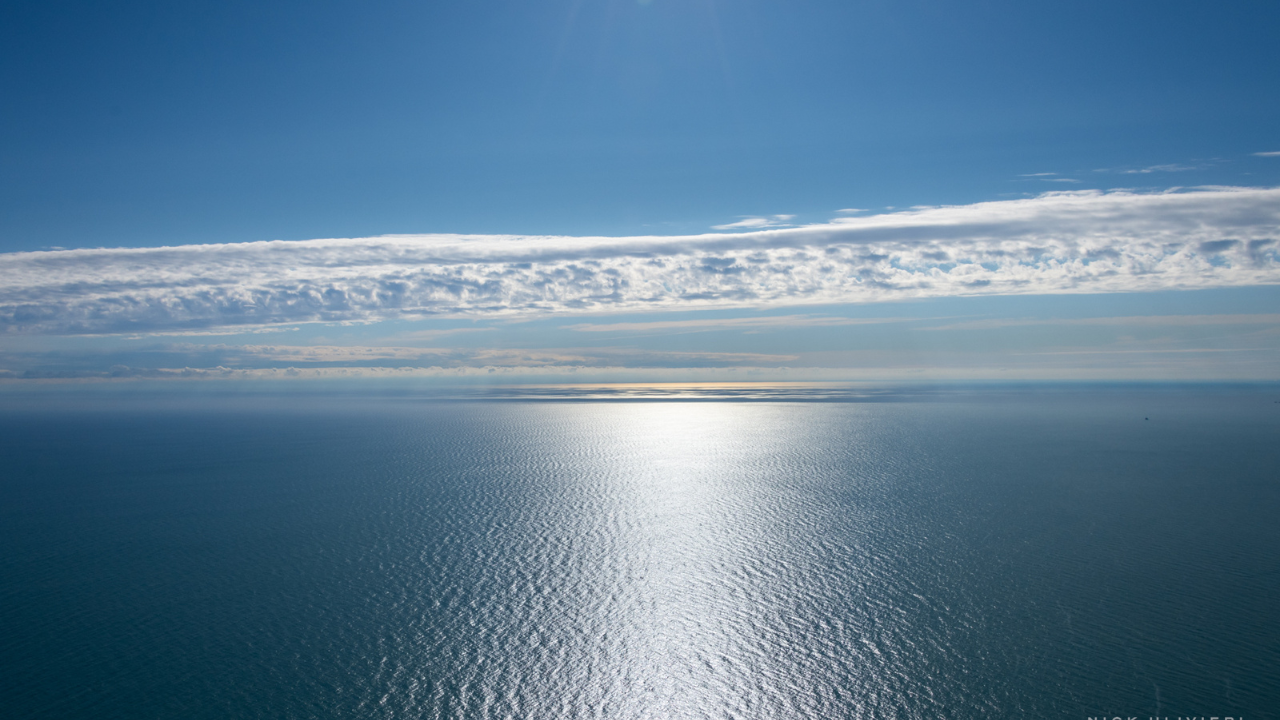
3, 0, 1279, 249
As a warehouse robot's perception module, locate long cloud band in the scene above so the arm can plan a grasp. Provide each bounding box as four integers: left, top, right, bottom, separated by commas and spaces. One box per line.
2, 187, 1278, 335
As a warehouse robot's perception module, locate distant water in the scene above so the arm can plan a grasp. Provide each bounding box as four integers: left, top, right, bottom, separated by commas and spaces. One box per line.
1, 389, 1278, 719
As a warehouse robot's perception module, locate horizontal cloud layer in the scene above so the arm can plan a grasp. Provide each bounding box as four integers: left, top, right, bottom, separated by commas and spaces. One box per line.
3, 187, 1278, 335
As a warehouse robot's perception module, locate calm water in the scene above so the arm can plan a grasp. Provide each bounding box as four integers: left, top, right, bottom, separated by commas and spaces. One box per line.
1, 390, 1277, 719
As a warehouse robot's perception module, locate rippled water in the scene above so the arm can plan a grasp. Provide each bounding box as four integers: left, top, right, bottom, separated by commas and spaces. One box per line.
2, 391, 1278, 718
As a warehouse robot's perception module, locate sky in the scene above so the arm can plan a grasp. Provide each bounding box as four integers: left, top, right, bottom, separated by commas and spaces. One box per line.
1, 0, 1278, 386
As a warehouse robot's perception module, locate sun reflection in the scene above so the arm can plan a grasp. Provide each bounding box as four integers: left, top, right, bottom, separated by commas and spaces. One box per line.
583, 402, 803, 716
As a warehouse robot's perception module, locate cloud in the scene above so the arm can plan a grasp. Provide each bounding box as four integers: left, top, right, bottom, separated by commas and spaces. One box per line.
204, 344, 451, 363
4, 365, 638, 382
562, 314, 912, 334
1120, 164, 1196, 174
236, 344, 798, 369
1018, 173, 1080, 183
712, 214, 795, 230
920, 313, 1280, 331
2, 186, 1279, 335
122, 325, 302, 338
375, 327, 495, 343
1253, 151, 1280, 157
0, 343, 801, 378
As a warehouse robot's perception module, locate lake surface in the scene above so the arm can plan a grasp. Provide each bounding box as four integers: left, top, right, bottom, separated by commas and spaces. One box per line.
1, 389, 1277, 719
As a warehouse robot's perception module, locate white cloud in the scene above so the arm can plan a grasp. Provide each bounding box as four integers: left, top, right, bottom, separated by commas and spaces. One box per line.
2, 187, 1278, 335
1018, 173, 1080, 183
1120, 164, 1196, 174
712, 214, 795, 230
1253, 151, 1280, 157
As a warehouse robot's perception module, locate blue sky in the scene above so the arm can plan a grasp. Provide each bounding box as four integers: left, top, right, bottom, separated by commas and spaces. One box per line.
1, 0, 1278, 385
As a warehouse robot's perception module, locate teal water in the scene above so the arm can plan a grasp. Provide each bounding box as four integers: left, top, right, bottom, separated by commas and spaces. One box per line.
1, 390, 1277, 718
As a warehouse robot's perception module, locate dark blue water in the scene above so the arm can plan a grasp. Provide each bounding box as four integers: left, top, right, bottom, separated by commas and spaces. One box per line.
1, 390, 1277, 719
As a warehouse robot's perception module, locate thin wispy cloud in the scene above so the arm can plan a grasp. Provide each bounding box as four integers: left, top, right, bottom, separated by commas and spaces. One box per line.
712, 214, 796, 230
1253, 151, 1280, 157
1121, 164, 1196, 174
5, 310, 1275, 381
1014, 347, 1256, 356
122, 326, 302, 339
562, 314, 912, 334
920, 313, 1280, 331
1018, 173, 1080, 183
376, 327, 496, 343
2, 343, 802, 378
2, 187, 1278, 336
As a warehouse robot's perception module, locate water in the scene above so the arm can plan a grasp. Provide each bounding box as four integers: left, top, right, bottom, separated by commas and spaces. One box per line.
1, 390, 1277, 719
